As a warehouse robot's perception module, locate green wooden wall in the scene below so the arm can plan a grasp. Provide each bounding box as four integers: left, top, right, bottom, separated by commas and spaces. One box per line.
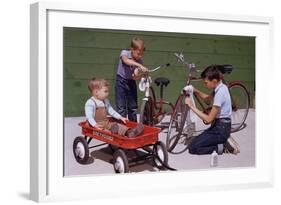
64, 27, 255, 117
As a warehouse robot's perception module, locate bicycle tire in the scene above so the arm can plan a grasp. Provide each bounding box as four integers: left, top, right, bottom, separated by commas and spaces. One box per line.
139, 97, 154, 126
166, 95, 189, 153
228, 82, 250, 132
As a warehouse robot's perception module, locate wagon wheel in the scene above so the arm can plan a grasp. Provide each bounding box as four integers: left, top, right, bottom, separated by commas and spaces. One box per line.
113, 149, 129, 173
152, 141, 168, 169
73, 136, 90, 164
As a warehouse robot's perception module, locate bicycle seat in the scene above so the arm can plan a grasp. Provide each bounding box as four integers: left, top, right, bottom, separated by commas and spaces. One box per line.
217, 64, 233, 74
154, 77, 170, 87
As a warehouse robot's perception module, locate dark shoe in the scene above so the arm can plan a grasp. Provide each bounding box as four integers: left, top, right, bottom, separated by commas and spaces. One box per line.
110, 123, 119, 134
126, 123, 144, 138
224, 136, 240, 155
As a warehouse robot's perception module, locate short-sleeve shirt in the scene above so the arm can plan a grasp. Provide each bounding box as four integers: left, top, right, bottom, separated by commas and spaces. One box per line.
213, 81, 232, 118
116, 50, 143, 80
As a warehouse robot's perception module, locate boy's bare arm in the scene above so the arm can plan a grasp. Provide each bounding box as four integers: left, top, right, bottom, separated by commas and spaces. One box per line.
185, 97, 219, 124
193, 87, 213, 103
121, 55, 147, 72
193, 106, 219, 124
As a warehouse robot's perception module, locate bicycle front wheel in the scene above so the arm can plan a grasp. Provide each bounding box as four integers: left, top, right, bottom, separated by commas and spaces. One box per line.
228, 82, 250, 132
166, 95, 190, 154
139, 97, 154, 126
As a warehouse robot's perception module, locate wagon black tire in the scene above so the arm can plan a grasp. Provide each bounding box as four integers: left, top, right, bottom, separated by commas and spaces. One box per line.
113, 149, 129, 173
153, 141, 168, 169
73, 136, 90, 164
139, 98, 154, 126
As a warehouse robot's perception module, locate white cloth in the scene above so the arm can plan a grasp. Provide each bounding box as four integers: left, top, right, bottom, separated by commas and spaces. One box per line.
183, 85, 197, 123
138, 77, 146, 92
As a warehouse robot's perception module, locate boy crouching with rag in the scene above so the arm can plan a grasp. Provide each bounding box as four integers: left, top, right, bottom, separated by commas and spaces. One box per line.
185, 65, 240, 155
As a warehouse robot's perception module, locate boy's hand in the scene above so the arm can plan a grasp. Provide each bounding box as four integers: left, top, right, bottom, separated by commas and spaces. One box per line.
132, 67, 148, 80
120, 117, 128, 124
185, 97, 193, 108
139, 65, 149, 73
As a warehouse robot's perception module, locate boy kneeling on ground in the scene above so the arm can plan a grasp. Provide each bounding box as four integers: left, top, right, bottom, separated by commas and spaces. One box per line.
185, 65, 240, 155
85, 78, 144, 138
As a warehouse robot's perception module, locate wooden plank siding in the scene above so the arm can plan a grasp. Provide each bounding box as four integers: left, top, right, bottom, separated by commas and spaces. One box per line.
63, 28, 255, 117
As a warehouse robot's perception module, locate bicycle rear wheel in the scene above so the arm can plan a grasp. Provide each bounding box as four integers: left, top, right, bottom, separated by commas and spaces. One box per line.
228, 83, 250, 132
166, 95, 191, 154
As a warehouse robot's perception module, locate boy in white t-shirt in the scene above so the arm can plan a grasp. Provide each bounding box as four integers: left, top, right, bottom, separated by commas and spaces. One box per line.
185, 65, 240, 155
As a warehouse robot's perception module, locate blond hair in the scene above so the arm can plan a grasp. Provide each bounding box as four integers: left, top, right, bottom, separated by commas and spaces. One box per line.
88, 78, 109, 93
130, 37, 145, 51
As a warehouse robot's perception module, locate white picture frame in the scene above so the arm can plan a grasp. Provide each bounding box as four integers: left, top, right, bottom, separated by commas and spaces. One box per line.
30, 2, 274, 202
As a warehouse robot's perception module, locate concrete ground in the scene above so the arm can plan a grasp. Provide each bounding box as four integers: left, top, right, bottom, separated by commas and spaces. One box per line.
64, 109, 255, 176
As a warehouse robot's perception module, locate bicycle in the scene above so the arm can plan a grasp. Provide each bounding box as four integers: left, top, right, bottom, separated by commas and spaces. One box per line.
166, 53, 250, 154
138, 63, 175, 128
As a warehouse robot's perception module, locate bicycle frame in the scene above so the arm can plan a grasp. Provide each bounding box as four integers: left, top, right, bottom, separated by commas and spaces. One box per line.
174, 53, 208, 114
173, 53, 211, 119
139, 64, 174, 125
166, 52, 250, 153
150, 86, 175, 118
175, 52, 250, 128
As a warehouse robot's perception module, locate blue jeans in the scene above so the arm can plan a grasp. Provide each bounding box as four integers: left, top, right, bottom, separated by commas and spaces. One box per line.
115, 75, 138, 122
189, 118, 231, 155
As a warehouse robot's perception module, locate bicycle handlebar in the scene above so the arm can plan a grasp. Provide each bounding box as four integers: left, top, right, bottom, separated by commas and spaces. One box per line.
138, 63, 170, 92
148, 63, 170, 73
174, 52, 200, 73
174, 53, 186, 64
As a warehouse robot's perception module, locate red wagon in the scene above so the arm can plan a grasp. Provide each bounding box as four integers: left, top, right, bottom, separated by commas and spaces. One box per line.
73, 118, 170, 173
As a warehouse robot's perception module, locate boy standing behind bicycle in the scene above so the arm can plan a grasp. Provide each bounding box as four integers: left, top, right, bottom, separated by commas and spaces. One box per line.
185, 65, 240, 155
115, 37, 148, 122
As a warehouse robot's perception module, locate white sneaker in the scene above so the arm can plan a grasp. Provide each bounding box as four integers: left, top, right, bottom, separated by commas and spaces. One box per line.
224, 136, 240, 155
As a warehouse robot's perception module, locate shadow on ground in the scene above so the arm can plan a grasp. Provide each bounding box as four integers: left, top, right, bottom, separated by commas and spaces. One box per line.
90, 146, 157, 172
